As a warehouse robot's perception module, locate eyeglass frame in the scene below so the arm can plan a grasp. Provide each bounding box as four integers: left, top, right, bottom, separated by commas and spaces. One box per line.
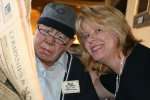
37, 25, 69, 46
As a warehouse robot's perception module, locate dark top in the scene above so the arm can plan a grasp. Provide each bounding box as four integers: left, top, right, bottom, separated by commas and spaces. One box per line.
61, 52, 99, 100
116, 44, 150, 100
100, 73, 116, 94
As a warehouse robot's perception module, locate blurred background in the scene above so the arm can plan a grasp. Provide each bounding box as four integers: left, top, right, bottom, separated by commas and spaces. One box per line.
31, 0, 127, 32
31, 0, 127, 56
31, 0, 150, 56
31, 0, 127, 43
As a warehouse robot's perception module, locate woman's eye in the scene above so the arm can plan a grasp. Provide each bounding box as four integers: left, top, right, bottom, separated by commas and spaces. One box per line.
97, 28, 102, 32
82, 34, 90, 39
95, 28, 103, 35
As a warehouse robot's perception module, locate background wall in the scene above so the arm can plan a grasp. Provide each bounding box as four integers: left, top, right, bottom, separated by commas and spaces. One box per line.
126, 0, 150, 47
31, 0, 150, 47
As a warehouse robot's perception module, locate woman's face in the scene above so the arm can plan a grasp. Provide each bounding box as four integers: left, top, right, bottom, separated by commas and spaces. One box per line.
80, 20, 119, 63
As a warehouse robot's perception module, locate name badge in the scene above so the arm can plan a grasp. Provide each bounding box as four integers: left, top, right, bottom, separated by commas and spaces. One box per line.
62, 80, 80, 94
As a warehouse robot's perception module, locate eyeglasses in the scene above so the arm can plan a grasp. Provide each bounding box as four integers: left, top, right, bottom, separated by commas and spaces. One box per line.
38, 25, 68, 46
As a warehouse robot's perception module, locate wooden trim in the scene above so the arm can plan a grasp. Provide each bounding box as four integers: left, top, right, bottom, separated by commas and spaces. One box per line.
133, 0, 150, 28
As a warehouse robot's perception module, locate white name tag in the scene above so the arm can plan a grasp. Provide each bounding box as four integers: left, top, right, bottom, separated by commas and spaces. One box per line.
62, 80, 80, 94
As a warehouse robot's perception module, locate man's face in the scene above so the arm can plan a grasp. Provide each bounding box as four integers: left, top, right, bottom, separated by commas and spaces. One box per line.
34, 24, 73, 66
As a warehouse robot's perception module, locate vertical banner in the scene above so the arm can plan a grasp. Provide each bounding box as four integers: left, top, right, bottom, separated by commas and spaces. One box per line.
0, 0, 43, 100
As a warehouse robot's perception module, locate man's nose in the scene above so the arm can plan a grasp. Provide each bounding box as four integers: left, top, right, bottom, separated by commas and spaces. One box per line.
45, 35, 55, 45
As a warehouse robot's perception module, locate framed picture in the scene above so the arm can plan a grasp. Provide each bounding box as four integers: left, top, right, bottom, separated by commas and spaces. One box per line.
133, 0, 150, 28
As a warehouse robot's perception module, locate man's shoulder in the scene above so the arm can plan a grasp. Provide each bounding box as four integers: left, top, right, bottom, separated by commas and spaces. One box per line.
67, 52, 81, 62
71, 54, 84, 66
69, 53, 88, 75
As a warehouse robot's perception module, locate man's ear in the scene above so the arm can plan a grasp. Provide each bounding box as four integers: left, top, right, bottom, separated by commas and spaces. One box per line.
65, 38, 75, 50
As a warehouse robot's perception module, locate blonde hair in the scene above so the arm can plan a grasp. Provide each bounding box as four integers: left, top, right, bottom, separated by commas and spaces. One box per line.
80, 48, 113, 74
76, 5, 140, 56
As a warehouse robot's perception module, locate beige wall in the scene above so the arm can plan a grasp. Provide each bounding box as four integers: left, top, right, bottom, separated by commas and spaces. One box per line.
126, 0, 150, 47
31, 9, 40, 33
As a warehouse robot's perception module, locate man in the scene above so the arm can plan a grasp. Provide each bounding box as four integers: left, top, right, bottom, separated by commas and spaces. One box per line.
34, 3, 99, 100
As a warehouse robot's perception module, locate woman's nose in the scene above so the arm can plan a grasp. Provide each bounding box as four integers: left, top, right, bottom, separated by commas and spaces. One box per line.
87, 34, 96, 44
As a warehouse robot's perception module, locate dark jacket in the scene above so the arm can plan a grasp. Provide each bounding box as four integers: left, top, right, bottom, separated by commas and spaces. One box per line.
100, 73, 116, 94
116, 44, 150, 100
61, 53, 99, 100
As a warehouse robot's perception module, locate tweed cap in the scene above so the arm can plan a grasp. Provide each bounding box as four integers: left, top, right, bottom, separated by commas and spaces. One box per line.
38, 3, 76, 38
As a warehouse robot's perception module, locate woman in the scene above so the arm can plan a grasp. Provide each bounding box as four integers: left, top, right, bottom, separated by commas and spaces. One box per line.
76, 5, 150, 100
80, 50, 116, 100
